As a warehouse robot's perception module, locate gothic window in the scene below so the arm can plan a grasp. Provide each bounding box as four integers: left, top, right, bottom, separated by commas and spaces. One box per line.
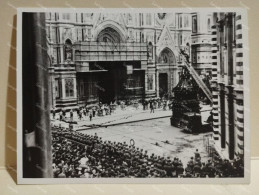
64, 39, 72, 61
147, 75, 154, 90
179, 15, 183, 28
184, 15, 189, 28
46, 13, 51, 20
192, 15, 197, 33
65, 78, 74, 97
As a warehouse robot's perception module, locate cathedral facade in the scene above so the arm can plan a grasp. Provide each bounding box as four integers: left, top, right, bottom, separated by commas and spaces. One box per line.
45, 12, 211, 109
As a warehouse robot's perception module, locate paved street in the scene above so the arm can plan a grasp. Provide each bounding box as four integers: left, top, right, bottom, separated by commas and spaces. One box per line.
51, 105, 172, 130
51, 104, 212, 167
80, 117, 211, 167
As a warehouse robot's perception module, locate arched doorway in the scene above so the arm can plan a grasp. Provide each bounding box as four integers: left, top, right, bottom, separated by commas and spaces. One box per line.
158, 48, 176, 98
97, 27, 122, 43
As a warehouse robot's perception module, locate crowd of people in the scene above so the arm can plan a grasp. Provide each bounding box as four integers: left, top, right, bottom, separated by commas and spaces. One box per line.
51, 98, 171, 122
142, 98, 171, 112
51, 128, 244, 178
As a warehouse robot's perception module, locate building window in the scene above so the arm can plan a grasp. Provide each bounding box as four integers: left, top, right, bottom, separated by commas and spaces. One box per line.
147, 75, 154, 90
46, 13, 51, 20
62, 13, 70, 20
65, 78, 74, 97
179, 15, 182, 28
207, 18, 211, 31
184, 15, 189, 28
146, 13, 152, 26
55, 79, 60, 99
192, 15, 197, 33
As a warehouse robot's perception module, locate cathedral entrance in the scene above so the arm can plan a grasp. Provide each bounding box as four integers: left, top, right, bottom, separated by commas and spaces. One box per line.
159, 73, 168, 98
96, 61, 145, 104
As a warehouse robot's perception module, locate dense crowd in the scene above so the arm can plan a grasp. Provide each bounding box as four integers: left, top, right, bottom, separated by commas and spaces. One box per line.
52, 128, 244, 178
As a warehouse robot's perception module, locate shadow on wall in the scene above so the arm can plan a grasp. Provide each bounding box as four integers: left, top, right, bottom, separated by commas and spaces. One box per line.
5, 15, 17, 184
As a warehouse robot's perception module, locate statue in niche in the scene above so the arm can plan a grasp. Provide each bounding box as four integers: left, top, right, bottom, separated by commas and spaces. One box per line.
64, 39, 72, 61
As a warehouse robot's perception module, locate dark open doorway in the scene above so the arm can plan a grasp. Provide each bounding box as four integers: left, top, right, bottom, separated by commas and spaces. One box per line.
159, 73, 168, 98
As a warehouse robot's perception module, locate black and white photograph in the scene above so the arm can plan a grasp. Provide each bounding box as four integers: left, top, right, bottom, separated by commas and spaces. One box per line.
17, 8, 250, 184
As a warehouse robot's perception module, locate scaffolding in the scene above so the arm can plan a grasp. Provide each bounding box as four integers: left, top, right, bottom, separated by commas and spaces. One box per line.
74, 41, 148, 62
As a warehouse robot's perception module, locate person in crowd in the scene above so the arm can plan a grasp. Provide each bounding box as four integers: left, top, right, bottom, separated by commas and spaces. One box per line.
59, 110, 63, 121
150, 100, 154, 113
194, 149, 201, 162
92, 107, 96, 117
89, 111, 93, 121
70, 109, 73, 121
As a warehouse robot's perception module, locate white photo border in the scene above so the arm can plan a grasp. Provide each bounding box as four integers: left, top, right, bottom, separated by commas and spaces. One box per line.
17, 7, 250, 184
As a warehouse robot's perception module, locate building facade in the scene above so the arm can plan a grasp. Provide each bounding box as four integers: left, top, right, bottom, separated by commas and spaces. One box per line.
211, 12, 244, 160
191, 12, 213, 76
46, 12, 196, 109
